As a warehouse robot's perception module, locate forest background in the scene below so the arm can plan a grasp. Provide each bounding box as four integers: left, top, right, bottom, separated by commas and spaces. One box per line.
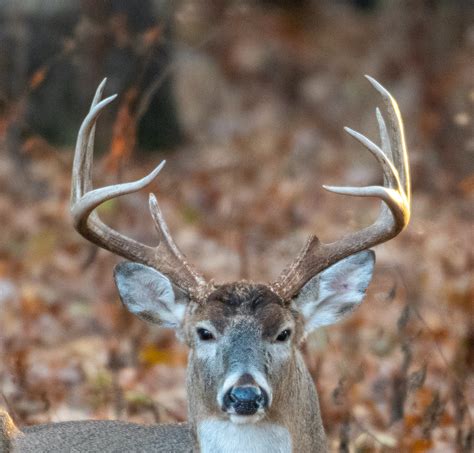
0, 1, 472, 451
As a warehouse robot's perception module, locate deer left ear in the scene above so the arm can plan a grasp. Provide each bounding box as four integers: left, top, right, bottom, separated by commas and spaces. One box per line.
293, 250, 375, 334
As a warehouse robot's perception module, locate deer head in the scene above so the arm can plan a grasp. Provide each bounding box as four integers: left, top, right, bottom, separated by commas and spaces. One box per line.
70, 77, 410, 434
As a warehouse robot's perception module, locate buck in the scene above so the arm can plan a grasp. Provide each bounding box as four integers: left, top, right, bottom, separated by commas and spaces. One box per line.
1, 76, 411, 452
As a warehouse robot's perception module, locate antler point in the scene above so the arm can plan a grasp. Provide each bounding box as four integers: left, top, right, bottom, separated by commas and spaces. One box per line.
365, 76, 391, 100
322, 184, 343, 194
364, 74, 374, 82
157, 160, 166, 171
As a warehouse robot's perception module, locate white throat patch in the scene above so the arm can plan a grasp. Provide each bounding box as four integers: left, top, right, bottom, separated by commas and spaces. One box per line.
198, 419, 291, 453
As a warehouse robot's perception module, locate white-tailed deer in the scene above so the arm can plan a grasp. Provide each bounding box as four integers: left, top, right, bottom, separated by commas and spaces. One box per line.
2, 76, 411, 453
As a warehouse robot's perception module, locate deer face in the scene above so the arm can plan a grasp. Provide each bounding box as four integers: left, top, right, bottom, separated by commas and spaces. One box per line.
114, 250, 375, 424
184, 283, 301, 424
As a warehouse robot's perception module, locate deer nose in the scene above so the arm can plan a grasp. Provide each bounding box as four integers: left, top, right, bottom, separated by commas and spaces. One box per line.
223, 385, 268, 415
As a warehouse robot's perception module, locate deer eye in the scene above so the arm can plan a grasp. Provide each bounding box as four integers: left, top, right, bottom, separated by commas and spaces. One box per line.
197, 328, 215, 341
276, 329, 291, 342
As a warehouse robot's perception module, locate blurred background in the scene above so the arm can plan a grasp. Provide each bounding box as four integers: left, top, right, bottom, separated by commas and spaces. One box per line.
0, 0, 472, 451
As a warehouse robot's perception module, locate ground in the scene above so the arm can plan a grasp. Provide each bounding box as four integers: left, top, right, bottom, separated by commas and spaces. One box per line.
0, 1, 472, 451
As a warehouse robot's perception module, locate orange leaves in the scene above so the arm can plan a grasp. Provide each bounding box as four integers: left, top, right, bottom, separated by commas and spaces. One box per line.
20, 285, 46, 320
139, 344, 187, 367
104, 88, 138, 173
408, 438, 434, 452
141, 25, 162, 48
28, 68, 48, 91
102, 24, 164, 174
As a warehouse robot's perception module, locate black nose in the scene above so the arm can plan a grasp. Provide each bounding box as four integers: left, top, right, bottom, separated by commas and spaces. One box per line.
223, 386, 268, 415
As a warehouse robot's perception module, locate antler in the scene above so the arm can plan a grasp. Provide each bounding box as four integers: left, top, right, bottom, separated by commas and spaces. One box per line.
271, 76, 411, 301
71, 79, 208, 298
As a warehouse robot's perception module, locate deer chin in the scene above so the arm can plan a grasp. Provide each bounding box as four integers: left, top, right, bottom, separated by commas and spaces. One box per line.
229, 412, 265, 425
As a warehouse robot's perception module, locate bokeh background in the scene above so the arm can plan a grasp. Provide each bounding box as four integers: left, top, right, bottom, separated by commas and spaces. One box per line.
0, 1, 472, 451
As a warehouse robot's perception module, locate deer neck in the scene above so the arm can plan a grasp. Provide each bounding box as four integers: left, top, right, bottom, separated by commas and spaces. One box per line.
186, 351, 327, 453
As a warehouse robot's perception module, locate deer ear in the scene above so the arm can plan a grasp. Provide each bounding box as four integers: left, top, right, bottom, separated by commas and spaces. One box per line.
114, 262, 188, 328
293, 250, 375, 334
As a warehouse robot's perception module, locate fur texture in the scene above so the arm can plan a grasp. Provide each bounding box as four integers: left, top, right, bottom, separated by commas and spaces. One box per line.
198, 419, 291, 453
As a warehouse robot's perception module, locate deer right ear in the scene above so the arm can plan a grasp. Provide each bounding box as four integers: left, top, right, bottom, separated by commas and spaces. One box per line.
114, 262, 188, 328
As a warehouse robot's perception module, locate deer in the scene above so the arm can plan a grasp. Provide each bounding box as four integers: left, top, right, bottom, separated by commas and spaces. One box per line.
1, 75, 411, 453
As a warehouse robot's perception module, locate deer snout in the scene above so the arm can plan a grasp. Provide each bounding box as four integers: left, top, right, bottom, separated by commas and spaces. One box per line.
219, 372, 271, 420
223, 385, 268, 416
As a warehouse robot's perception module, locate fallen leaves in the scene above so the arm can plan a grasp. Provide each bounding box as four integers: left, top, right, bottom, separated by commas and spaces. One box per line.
0, 2, 472, 449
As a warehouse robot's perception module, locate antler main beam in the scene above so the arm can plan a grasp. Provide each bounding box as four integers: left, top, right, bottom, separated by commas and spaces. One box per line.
71, 79, 207, 297
71, 76, 409, 303
271, 76, 411, 301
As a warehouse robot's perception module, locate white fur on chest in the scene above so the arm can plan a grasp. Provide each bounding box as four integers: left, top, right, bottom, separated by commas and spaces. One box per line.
198, 419, 291, 453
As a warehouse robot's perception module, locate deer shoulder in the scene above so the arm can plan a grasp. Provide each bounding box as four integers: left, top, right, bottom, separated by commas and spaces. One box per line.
10, 420, 193, 452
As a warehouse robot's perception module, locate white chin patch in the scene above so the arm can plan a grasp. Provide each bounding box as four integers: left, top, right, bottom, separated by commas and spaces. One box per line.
229, 413, 264, 424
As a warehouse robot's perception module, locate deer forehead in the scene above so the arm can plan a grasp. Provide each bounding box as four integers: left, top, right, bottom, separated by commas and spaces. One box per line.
188, 283, 298, 337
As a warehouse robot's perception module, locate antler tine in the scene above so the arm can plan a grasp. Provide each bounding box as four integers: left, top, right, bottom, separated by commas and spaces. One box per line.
71, 80, 208, 296
271, 77, 411, 301
366, 75, 410, 205
85, 79, 109, 191
71, 78, 112, 204
149, 194, 208, 296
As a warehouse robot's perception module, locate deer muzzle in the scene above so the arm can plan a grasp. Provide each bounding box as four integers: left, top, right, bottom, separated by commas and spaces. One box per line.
219, 371, 271, 423
223, 373, 269, 415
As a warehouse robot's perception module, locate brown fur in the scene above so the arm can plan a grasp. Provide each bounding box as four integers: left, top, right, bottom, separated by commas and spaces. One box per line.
186, 283, 304, 342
